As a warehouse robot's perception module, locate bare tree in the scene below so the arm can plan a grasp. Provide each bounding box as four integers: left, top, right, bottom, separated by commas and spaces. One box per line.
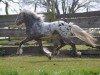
68, 0, 79, 13
54, 0, 60, 14
68, 0, 99, 13
61, 0, 69, 14
1, 0, 100, 14
1, 0, 9, 14
40, 0, 99, 14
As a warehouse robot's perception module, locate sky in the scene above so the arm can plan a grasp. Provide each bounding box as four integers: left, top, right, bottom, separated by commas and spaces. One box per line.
0, 0, 47, 15
0, 0, 100, 15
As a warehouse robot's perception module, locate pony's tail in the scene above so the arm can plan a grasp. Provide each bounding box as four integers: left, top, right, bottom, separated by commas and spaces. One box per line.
70, 23, 97, 47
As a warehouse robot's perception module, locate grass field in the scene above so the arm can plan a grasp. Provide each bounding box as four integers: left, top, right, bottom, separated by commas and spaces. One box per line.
0, 56, 100, 75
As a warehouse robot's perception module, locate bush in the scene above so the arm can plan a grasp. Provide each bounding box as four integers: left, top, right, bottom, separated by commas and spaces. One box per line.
0, 49, 6, 56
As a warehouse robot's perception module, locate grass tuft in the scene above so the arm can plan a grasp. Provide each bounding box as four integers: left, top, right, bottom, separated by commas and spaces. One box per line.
0, 69, 18, 75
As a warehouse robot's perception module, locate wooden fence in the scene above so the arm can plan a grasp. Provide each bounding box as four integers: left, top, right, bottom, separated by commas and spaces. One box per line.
0, 15, 25, 37
0, 15, 17, 27
62, 16, 100, 28
57, 11, 100, 18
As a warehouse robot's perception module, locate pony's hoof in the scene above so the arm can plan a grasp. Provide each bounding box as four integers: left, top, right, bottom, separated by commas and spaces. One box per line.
16, 52, 22, 56
16, 52, 19, 55
46, 55, 52, 60
70, 51, 82, 57
53, 51, 60, 55
48, 56, 52, 60
46, 53, 52, 60
76, 51, 82, 56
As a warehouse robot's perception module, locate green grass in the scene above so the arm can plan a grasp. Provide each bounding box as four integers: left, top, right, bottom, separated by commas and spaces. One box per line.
0, 39, 17, 44
61, 45, 97, 50
0, 56, 100, 75
0, 39, 27, 45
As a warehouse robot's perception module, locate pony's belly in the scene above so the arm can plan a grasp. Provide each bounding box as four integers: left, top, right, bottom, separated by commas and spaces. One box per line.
41, 36, 55, 40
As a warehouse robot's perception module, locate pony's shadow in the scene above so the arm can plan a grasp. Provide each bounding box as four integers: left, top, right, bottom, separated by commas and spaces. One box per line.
28, 57, 81, 64
29, 59, 68, 63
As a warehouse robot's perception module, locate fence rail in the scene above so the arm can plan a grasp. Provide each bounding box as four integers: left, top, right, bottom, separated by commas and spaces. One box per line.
57, 11, 100, 18
0, 29, 26, 37
62, 16, 100, 28
0, 15, 17, 27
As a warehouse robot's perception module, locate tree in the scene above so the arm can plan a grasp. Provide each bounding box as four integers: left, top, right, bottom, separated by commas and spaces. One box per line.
39, 0, 99, 14
68, 0, 79, 13
68, 0, 100, 13
61, 0, 67, 14
1, 0, 100, 15
0, 0, 9, 14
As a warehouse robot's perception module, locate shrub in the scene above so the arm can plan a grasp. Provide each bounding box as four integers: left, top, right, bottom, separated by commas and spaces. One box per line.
0, 49, 6, 56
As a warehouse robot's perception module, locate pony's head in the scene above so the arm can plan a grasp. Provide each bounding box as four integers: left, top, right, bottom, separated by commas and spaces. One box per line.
15, 11, 25, 26
15, 10, 42, 26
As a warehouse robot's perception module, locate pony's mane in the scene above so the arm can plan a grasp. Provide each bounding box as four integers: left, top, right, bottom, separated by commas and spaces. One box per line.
20, 10, 42, 21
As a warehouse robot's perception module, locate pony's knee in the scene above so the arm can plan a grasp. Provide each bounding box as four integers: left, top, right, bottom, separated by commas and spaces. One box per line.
71, 42, 75, 47
52, 30, 59, 35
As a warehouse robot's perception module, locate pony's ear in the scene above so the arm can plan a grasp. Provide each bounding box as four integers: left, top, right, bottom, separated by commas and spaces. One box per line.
36, 17, 41, 21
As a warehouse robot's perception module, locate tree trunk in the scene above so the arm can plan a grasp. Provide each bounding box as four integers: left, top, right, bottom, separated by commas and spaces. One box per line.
5, 2, 8, 15
46, 0, 51, 12
55, 0, 60, 14
34, 3, 37, 12
69, 0, 79, 14
5, 2, 11, 41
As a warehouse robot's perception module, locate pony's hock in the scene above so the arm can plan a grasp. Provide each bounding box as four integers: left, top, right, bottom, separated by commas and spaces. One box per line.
96, 46, 100, 49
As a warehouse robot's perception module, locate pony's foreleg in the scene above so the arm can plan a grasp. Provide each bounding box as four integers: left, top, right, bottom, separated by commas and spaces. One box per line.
36, 39, 43, 54
16, 36, 33, 55
37, 39, 52, 60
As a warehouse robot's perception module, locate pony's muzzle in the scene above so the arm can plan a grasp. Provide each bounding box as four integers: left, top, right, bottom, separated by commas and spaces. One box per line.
15, 20, 22, 26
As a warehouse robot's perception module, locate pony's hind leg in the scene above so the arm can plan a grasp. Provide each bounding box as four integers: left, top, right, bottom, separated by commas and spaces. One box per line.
53, 38, 66, 55
53, 30, 66, 55
36, 39, 52, 60
62, 38, 77, 56
36, 39, 43, 54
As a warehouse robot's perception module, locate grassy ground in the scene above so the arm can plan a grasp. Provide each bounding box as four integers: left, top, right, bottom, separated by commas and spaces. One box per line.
0, 56, 100, 75
60, 45, 97, 50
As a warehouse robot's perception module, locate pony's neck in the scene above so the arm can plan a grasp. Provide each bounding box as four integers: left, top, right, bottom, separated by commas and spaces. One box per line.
24, 17, 41, 27
24, 17, 33, 26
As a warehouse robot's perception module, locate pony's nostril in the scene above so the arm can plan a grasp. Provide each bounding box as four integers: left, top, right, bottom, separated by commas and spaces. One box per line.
15, 21, 19, 25
15, 21, 18, 25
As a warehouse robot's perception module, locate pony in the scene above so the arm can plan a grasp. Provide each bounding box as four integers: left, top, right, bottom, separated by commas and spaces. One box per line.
15, 10, 97, 60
